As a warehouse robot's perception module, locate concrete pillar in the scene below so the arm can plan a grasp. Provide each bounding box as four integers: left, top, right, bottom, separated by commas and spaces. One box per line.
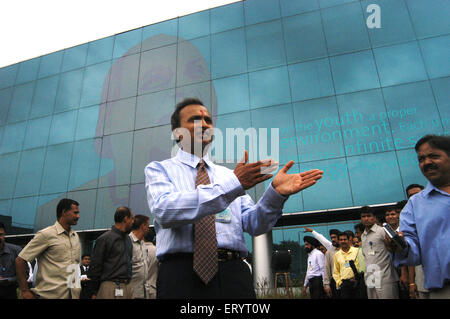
252, 231, 273, 295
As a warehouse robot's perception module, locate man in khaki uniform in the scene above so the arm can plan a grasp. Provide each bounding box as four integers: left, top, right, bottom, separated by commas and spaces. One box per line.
129, 215, 150, 299
15, 198, 81, 299
360, 206, 399, 299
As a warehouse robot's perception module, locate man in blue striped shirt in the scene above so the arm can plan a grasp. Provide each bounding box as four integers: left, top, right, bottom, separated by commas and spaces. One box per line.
391, 135, 450, 299
144, 97, 323, 298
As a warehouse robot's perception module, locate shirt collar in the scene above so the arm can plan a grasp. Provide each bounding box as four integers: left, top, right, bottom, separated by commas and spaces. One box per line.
422, 181, 450, 197
129, 231, 141, 243
176, 148, 214, 169
363, 223, 379, 235
55, 221, 75, 236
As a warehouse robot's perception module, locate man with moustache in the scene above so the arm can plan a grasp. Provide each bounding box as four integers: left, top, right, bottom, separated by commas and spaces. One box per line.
0, 222, 22, 299
15, 198, 81, 299
391, 135, 450, 299
145, 97, 323, 298
87, 206, 135, 299
302, 236, 325, 299
324, 229, 341, 299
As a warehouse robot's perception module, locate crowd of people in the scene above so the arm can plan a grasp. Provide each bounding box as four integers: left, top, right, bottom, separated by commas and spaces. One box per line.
0, 97, 448, 300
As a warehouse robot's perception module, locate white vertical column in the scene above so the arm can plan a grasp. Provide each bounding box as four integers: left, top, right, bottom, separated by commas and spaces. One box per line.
252, 231, 273, 296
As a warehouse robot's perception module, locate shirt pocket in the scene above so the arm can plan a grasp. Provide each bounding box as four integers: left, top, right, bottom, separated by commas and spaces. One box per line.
48, 242, 69, 263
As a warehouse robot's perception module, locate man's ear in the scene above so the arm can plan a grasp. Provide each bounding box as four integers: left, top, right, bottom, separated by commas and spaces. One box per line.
173, 128, 183, 142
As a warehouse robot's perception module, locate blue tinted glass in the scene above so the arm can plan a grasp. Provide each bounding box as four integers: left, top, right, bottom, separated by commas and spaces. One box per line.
8, 82, 34, 123
14, 147, 46, 197
177, 37, 210, 87
373, 41, 427, 87
11, 196, 38, 228
210, 2, 244, 33
40, 142, 73, 194
131, 125, 173, 184
382, 81, 443, 149
86, 36, 114, 65
430, 77, 450, 133
319, 0, 357, 8
0, 64, 18, 89
362, 0, 415, 47
255, 164, 304, 213
406, 0, 450, 38
246, 20, 286, 71
80, 60, 111, 107
336, 89, 392, 156
16, 58, 40, 84
98, 131, 133, 187
283, 11, 327, 63
396, 148, 428, 192
176, 81, 213, 114
0, 200, 11, 217
347, 151, 404, 205
288, 58, 334, 102
94, 185, 130, 228
107, 53, 140, 101
280, 0, 319, 17
249, 66, 291, 109
0, 87, 12, 125
0, 122, 27, 154
48, 110, 77, 145
321, 2, 370, 55
38, 51, 63, 78
135, 89, 174, 130
138, 45, 177, 95
75, 104, 103, 140
419, 35, 450, 79
213, 111, 251, 163
214, 74, 249, 115
251, 103, 298, 164
211, 28, 247, 79
301, 158, 352, 210
61, 44, 88, 72
23, 116, 52, 149
330, 50, 380, 95
0, 152, 20, 199
30, 75, 58, 118
244, 0, 281, 25
113, 28, 143, 59
104, 97, 136, 135
35, 193, 65, 230
66, 189, 96, 230
142, 19, 178, 51
55, 69, 83, 112
293, 97, 343, 162
179, 10, 210, 40
68, 138, 101, 191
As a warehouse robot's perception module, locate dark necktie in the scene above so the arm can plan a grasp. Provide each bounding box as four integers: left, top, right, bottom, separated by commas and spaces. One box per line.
193, 160, 218, 285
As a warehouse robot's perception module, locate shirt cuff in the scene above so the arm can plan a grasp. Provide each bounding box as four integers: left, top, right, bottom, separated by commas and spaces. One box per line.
222, 172, 245, 199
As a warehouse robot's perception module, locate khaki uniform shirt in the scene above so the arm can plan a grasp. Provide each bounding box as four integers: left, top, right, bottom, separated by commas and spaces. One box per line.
19, 221, 81, 299
361, 224, 398, 285
129, 232, 148, 299
323, 246, 339, 287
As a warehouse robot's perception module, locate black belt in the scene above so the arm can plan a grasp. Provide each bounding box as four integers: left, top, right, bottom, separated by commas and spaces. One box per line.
161, 249, 241, 262
110, 279, 130, 284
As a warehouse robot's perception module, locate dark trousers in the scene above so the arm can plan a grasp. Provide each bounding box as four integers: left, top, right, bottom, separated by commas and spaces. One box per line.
340, 279, 359, 299
309, 276, 325, 299
330, 278, 340, 299
157, 254, 256, 299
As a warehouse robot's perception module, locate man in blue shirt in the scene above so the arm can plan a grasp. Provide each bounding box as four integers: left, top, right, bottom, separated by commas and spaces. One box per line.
391, 134, 450, 299
145, 97, 323, 298
0, 222, 22, 299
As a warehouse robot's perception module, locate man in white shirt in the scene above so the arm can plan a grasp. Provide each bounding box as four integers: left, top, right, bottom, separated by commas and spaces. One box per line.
302, 236, 325, 299
129, 215, 150, 299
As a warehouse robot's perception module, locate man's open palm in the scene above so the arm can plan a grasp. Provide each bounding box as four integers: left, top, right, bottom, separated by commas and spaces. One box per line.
272, 160, 323, 196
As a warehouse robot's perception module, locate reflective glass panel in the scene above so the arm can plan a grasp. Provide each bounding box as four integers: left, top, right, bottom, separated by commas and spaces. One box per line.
179, 10, 210, 40
177, 37, 211, 87
406, 0, 450, 38
107, 54, 140, 101
0, 88, 12, 125
103, 97, 136, 136
55, 68, 83, 112
0, 64, 18, 89
80, 60, 111, 107
113, 28, 143, 59
94, 185, 130, 228
244, 0, 280, 25
249, 66, 291, 109
68, 138, 101, 191
135, 89, 174, 130
142, 19, 178, 51
38, 51, 63, 78
211, 28, 247, 79
0, 152, 20, 199
86, 36, 114, 65
14, 147, 46, 197
30, 75, 58, 119
0, 122, 27, 154
16, 58, 40, 84
23, 116, 52, 150
10, 196, 38, 228
8, 82, 34, 123
75, 104, 104, 141
419, 35, 450, 79
210, 2, 244, 34
214, 74, 249, 116
430, 77, 450, 134
61, 44, 88, 72
279, 0, 319, 17
48, 110, 77, 145
40, 142, 73, 194
66, 189, 97, 230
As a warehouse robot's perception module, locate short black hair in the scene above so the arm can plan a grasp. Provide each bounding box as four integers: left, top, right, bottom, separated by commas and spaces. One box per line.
353, 223, 364, 232
171, 97, 205, 133
56, 198, 79, 219
0, 222, 5, 231
415, 134, 450, 156
360, 205, 374, 216
406, 183, 424, 194
131, 214, 150, 230
329, 229, 340, 236
344, 230, 354, 238
384, 205, 398, 214
114, 206, 132, 223
82, 254, 90, 259
338, 232, 350, 239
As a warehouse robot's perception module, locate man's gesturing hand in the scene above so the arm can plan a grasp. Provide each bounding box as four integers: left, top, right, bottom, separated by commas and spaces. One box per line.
234, 150, 278, 190
272, 160, 323, 196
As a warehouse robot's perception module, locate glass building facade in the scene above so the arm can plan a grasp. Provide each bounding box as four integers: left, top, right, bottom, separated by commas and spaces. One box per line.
0, 0, 449, 284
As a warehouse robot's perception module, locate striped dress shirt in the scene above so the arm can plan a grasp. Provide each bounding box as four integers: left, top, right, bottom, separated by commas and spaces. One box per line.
144, 149, 288, 260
